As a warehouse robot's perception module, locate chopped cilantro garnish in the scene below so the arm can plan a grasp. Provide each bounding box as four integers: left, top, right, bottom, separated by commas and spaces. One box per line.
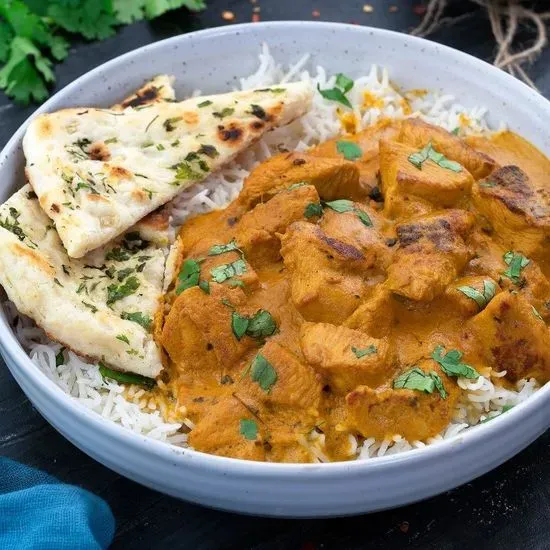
99, 362, 155, 390
352, 345, 377, 359
408, 142, 462, 172
457, 280, 497, 310
198, 100, 212, 108
210, 259, 247, 284
208, 239, 240, 256
239, 418, 258, 440
431, 345, 480, 379
502, 251, 530, 285
176, 259, 202, 295
249, 353, 278, 393
304, 202, 323, 218
317, 73, 354, 108
336, 140, 362, 161
394, 367, 447, 399
324, 199, 372, 227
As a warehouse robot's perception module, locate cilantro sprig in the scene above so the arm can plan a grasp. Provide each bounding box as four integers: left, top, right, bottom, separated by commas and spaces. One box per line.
0, 0, 206, 104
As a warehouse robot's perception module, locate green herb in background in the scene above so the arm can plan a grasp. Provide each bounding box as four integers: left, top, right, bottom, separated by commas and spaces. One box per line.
0, 0, 206, 104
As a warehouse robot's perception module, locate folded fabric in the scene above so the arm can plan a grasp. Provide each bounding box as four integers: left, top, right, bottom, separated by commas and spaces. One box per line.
0, 457, 114, 549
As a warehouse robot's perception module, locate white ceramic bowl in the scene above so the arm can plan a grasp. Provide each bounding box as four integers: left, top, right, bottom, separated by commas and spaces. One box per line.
1, 22, 549, 518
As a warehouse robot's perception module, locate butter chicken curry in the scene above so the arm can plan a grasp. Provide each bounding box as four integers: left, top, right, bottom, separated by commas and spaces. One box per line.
158, 117, 550, 462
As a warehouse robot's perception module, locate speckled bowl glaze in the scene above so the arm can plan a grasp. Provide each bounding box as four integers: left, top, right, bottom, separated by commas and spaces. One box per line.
0, 22, 549, 517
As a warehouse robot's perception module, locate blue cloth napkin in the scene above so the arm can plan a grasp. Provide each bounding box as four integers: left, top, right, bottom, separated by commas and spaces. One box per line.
0, 457, 114, 549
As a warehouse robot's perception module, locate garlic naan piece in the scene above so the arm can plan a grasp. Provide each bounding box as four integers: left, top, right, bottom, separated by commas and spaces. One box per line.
0, 185, 164, 377
0, 77, 179, 378
23, 83, 312, 257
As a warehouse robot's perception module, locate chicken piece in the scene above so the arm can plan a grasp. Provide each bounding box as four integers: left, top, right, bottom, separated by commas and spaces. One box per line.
346, 361, 461, 441
398, 118, 495, 179
445, 276, 501, 317
385, 210, 475, 301
379, 139, 474, 218
238, 340, 322, 419
280, 221, 372, 324
344, 287, 395, 338
465, 241, 550, 321
235, 184, 320, 267
472, 165, 550, 260
310, 118, 402, 195
468, 291, 550, 383
180, 248, 260, 293
177, 209, 234, 259
188, 397, 266, 461
237, 152, 361, 208
300, 322, 392, 393
161, 285, 255, 379
319, 206, 393, 272
466, 131, 550, 188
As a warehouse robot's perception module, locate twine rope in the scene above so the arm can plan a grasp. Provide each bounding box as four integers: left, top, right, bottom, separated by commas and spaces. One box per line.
411, 0, 550, 90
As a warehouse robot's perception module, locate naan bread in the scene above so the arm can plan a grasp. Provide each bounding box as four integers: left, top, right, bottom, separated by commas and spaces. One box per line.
24, 83, 312, 257
0, 77, 179, 377
0, 185, 164, 377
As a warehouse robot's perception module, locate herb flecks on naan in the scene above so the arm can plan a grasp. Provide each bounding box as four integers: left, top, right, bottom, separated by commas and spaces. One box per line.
0, 185, 164, 377
24, 83, 312, 257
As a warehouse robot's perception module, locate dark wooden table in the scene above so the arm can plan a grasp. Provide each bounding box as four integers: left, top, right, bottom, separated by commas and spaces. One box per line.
1, 2, 549, 548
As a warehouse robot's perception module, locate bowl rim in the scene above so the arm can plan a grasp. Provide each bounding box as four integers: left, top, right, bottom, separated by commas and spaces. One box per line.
1, 20, 549, 476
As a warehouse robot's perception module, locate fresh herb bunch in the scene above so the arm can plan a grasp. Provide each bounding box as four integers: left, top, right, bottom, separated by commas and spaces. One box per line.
0, 0, 206, 104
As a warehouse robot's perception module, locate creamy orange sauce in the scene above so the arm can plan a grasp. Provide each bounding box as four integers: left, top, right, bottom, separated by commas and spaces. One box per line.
157, 119, 550, 463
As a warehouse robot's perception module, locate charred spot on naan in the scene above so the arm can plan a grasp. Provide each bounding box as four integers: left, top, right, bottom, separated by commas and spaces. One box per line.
88, 141, 111, 162
139, 205, 170, 232
121, 86, 163, 109
217, 122, 245, 145
131, 189, 151, 203
108, 165, 132, 180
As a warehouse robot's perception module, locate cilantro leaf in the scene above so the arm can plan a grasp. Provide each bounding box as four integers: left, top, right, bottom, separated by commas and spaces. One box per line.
394, 367, 447, 399
431, 345, 480, 379
47, 1, 118, 40
304, 202, 323, 218
120, 311, 153, 331
231, 311, 249, 341
352, 345, 377, 359
502, 251, 530, 284
55, 347, 65, 366
239, 418, 258, 441
317, 83, 352, 108
457, 279, 497, 310
250, 353, 278, 392
176, 259, 202, 294
335, 73, 354, 93
208, 239, 240, 256
246, 309, 277, 341
99, 361, 156, 390
106, 276, 140, 306
210, 259, 247, 284
336, 140, 362, 161
324, 199, 373, 227
408, 142, 462, 172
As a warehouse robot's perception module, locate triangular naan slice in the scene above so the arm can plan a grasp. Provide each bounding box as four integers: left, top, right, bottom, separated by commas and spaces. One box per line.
23, 83, 312, 257
0, 77, 179, 378
0, 185, 164, 377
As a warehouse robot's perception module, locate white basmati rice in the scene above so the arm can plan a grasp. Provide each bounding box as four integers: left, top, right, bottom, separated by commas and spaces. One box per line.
5, 44, 541, 460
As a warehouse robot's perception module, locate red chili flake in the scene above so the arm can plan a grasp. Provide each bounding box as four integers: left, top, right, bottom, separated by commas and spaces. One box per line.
222, 10, 235, 21
252, 13, 261, 22
312, 9, 321, 17
348, 20, 360, 25
389, 5, 398, 12
413, 4, 427, 15
399, 521, 410, 533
